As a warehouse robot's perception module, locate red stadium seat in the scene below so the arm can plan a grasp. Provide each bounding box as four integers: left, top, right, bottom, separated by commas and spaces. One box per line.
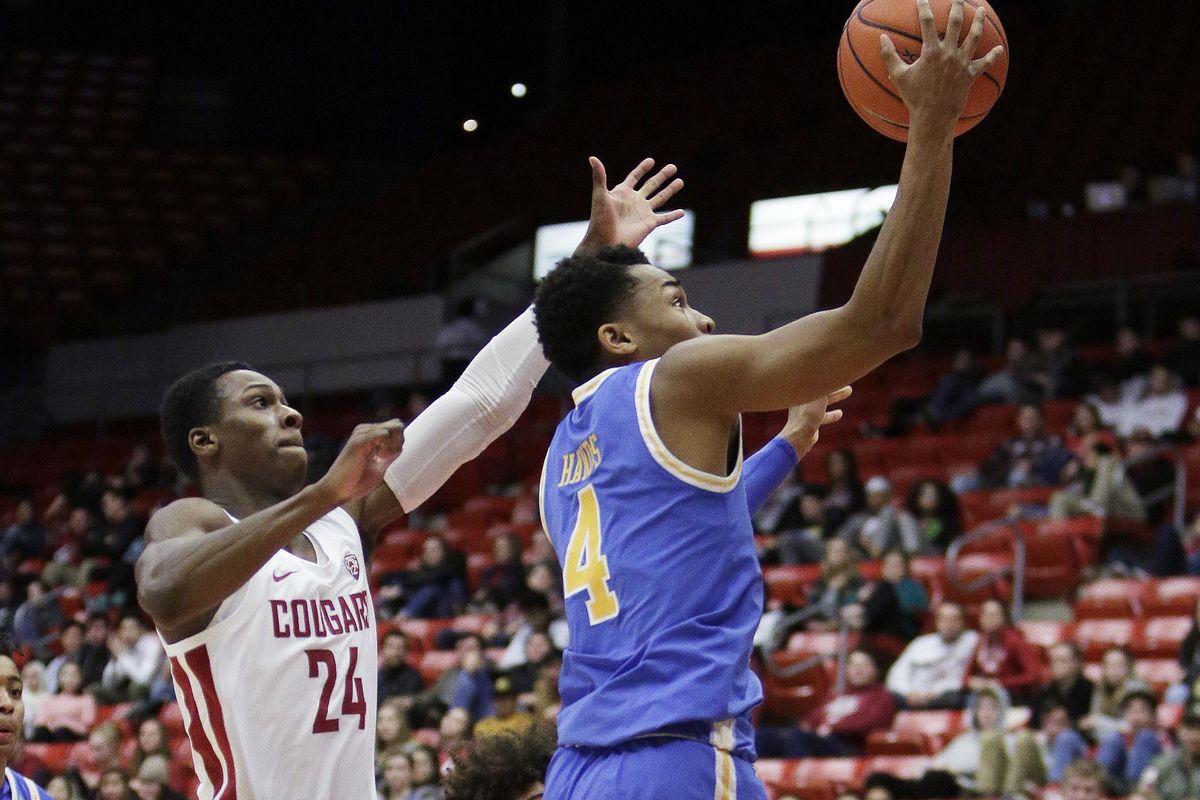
1145, 578, 1200, 617
1136, 616, 1192, 659
761, 651, 834, 723
763, 565, 821, 606
1074, 578, 1146, 619
417, 650, 459, 686
865, 729, 936, 757
1074, 619, 1135, 660
788, 757, 868, 795
864, 756, 933, 781
1159, 703, 1185, 731
23, 743, 73, 775
1018, 620, 1075, 652
890, 709, 964, 747
399, 619, 455, 652
159, 702, 186, 741
1137, 659, 1186, 694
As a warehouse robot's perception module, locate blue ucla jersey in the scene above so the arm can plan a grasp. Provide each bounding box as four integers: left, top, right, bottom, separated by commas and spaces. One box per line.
540, 358, 763, 751
0, 769, 52, 800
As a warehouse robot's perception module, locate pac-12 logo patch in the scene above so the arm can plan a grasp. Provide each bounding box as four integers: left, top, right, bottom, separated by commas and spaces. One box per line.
343, 553, 361, 581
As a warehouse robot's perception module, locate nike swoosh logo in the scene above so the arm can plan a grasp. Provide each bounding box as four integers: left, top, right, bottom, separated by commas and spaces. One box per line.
272, 570, 298, 582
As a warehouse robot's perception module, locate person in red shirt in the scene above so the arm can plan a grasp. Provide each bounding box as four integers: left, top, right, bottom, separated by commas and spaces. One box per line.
756, 649, 897, 758
967, 599, 1045, 704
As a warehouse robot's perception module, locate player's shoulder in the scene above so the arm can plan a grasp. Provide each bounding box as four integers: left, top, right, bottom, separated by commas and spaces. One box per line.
7, 768, 54, 800
146, 496, 229, 543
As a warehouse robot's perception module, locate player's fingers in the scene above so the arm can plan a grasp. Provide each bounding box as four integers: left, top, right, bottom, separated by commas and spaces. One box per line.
820, 409, 844, 426
944, 0, 965, 49
968, 45, 1004, 77
880, 35, 907, 81
589, 156, 608, 191
654, 208, 686, 226
649, 177, 685, 209
621, 157, 654, 188
961, 5, 986, 57
916, 0, 938, 50
638, 163, 677, 198
827, 386, 853, 405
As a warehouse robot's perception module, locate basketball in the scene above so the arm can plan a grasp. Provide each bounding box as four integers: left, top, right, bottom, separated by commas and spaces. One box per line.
838, 0, 1009, 141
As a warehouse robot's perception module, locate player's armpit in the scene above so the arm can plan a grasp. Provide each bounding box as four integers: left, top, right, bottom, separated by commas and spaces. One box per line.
655, 308, 911, 417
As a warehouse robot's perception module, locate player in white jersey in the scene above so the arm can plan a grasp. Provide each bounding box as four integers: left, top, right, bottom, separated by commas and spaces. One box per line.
134, 157, 686, 800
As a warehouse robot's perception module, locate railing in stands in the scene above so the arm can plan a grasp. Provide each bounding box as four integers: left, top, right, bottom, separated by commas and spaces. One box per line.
760, 608, 853, 694
945, 517, 1027, 621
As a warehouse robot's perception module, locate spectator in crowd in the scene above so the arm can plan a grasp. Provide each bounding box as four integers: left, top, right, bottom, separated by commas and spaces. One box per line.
409, 744, 445, 800
1165, 317, 1200, 388
474, 675, 534, 738
1062, 759, 1108, 800
99, 614, 164, 703
823, 449, 866, 531
435, 298, 490, 389
1033, 326, 1082, 400
1050, 436, 1147, 522
774, 485, 835, 566
926, 348, 983, 428
979, 698, 1089, 795
128, 718, 174, 779
1118, 364, 1189, 439
529, 654, 562, 722
444, 722, 556, 800
1173, 597, 1200, 703
377, 748, 414, 800
12, 579, 63, 662
438, 706, 473, 757
379, 630, 425, 707
1087, 378, 1128, 432
96, 767, 133, 800
522, 561, 565, 618
409, 634, 489, 730
41, 505, 94, 589
802, 539, 865, 632
1083, 647, 1153, 744
19, 660, 46, 742
753, 468, 805, 536
130, 754, 184, 800
839, 477, 920, 558
94, 486, 144, 606
475, 532, 526, 611
32, 661, 95, 742
1095, 688, 1163, 795
1033, 642, 1095, 727
756, 649, 897, 758
877, 549, 928, 641
45, 775, 79, 800
448, 637, 494, 723
962, 404, 1073, 491
905, 479, 962, 552
1, 498, 45, 567
78, 613, 112, 691
886, 601, 979, 710
379, 536, 467, 620
504, 631, 555, 697
497, 592, 568, 671
864, 684, 1011, 798
978, 339, 1044, 406
45, 620, 85, 694
1145, 704, 1200, 800
1107, 329, 1157, 390
966, 599, 1044, 703
123, 444, 159, 491
1064, 403, 1118, 456
65, 721, 122, 796
375, 698, 415, 772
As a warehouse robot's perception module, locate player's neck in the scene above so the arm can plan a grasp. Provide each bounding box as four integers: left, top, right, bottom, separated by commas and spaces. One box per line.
205, 475, 296, 520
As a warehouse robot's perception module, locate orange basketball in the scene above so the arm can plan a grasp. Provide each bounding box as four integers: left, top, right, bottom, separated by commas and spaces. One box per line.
837, 0, 1009, 141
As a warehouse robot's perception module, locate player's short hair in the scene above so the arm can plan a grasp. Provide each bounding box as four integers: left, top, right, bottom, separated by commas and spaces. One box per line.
160, 361, 252, 485
443, 723, 556, 800
533, 246, 649, 382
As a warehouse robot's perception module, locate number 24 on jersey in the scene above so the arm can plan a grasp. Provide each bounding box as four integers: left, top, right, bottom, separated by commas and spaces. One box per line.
563, 484, 620, 625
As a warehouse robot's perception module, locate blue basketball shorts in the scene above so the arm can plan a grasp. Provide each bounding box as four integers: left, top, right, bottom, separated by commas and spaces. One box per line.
545, 736, 767, 800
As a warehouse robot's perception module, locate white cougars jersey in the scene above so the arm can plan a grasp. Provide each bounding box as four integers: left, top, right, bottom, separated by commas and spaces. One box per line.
160, 507, 377, 800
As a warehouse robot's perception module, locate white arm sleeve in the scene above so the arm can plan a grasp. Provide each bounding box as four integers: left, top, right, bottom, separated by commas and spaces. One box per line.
384, 306, 550, 512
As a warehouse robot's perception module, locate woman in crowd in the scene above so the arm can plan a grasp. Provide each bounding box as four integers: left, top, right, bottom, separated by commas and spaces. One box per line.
378, 748, 416, 799
824, 449, 866, 531
32, 661, 95, 742
905, 479, 962, 552
966, 599, 1044, 704
410, 744, 445, 800
20, 660, 47, 741
376, 698, 416, 773
878, 549, 929, 641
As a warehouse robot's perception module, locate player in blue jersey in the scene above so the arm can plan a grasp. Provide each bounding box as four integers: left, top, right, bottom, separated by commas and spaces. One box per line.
0, 650, 52, 800
531, 2, 1004, 796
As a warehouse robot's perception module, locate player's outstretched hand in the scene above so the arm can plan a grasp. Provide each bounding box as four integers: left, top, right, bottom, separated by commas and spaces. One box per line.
879, 0, 1004, 126
575, 157, 685, 254
780, 386, 853, 459
318, 420, 405, 504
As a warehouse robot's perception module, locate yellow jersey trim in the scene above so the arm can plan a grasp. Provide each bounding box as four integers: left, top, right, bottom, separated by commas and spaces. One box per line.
571, 367, 620, 405
634, 359, 742, 494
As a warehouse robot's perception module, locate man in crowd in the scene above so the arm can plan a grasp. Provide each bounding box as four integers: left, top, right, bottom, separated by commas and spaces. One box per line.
887, 602, 979, 710
1032, 643, 1095, 727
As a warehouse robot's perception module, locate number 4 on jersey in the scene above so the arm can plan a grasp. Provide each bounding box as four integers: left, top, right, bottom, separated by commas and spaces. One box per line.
563, 484, 619, 625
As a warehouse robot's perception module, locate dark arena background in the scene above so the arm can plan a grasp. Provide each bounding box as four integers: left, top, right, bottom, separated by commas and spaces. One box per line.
0, 1, 1199, 798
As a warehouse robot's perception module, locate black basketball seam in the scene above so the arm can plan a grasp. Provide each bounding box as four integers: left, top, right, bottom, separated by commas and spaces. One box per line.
845, 19, 906, 106
857, 0, 1004, 94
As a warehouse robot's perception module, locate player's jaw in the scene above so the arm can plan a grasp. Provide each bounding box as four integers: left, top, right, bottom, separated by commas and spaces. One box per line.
617, 263, 715, 362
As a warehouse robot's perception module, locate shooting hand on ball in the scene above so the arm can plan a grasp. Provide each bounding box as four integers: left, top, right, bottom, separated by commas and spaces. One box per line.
880, 0, 1004, 126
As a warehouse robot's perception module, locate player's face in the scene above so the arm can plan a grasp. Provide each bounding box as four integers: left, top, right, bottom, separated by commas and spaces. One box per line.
208, 370, 307, 497
615, 264, 714, 361
0, 656, 24, 761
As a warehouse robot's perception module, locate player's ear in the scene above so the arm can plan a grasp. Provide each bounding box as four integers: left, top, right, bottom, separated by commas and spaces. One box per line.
597, 322, 637, 358
188, 426, 218, 460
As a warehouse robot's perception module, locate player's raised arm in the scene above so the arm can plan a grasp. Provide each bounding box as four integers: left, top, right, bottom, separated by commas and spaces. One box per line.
137, 421, 402, 640
353, 158, 685, 543
655, 0, 1003, 416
